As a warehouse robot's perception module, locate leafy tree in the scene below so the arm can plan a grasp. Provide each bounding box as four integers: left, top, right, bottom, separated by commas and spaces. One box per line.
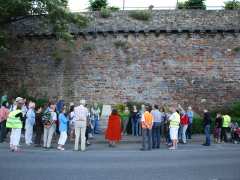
177, 0, 206, 9
0, 0, 89, 53
89, 0, 108, 11
224, 0, 240, 10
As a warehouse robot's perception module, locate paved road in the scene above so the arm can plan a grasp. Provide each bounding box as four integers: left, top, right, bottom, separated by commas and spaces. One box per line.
0, 143, 239, 180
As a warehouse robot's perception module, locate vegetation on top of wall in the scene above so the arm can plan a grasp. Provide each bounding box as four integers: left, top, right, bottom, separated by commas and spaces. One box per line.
129, 10, 152, 21
109, 6, 120, 12
233, 46, 240, 53
0, 0, 89, 54
89, 0, 108, 11
100, 7, 112, 18
224, 0, 240, 10
177, 0, 206, 9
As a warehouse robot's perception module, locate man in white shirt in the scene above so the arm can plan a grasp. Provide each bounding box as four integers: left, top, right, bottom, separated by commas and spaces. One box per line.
74, 99, 89, 151
151, 105, 163, 149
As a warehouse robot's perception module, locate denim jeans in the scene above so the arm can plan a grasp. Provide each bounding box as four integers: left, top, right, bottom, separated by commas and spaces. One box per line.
91, 115, 100, 134
152, 123, 161, 148
132, 119, 139, 136
142, 128, 152, 150
0, 121, 7, 142
204, 125, 211, 145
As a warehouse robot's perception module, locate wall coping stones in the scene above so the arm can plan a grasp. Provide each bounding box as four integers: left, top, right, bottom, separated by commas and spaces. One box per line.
9, 10, 240, 38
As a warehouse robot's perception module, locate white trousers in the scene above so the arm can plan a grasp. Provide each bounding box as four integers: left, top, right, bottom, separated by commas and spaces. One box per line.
182, 125, 188, 143
43, 124, 56, 148
74, 121, 86, 151
25, 124, 33, 145
58, 131, 67, 145
10, 128, 22, 147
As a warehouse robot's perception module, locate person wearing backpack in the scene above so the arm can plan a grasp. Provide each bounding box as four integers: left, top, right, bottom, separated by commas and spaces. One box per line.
6, 97, 24, 152
43, 104, 57, 149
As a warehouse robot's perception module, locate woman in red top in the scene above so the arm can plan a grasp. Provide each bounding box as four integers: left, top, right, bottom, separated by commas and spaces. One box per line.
105, 109, 122, 147
180, 113, 189, 144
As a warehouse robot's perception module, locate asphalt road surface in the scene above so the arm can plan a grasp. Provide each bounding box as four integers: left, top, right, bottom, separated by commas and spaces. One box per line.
0, 143, 239, 180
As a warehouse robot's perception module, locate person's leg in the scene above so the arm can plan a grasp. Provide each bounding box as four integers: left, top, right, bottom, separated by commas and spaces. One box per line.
141, 128, 147, 150
131, 119, 134, 136
10, 129, 14, 149
74, 127, 80, 151
80, 126, 86, 151
123, 119, 129, 135
152, 126, 156, 148
205, 125, 210, 145
0, 122, 5, 142
147, 129, 152, 150
47, 125, 56, 148
12, 128, 22, 150
43, 127, 49, 148
182, 125, 188, 144
156, 125, 161, 148
94, 116, 99, 134
134, 121, 138, 136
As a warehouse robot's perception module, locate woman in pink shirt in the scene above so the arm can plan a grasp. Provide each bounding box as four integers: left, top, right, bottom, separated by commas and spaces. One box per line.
0, 101, 9, 143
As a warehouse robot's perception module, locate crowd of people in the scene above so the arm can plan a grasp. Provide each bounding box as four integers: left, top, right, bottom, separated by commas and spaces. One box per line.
0, 93, 239, 152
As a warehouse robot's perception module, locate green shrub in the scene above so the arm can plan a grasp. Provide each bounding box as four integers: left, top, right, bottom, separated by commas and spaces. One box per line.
177, 2, 186, 9
100, 7, 111, 18
89, 0, 108, 11
109, 6, 120, 12
177, 0, 206, 10
224, 0, 240, 10
129, 10, 152, 21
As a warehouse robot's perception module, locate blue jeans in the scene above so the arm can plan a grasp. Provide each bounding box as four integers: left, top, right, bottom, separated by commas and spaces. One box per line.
132, 119, 138, 136
204, 125, 211, 145
91, 115, 100, 134
152, 123, 161, 148
142, 128, 152, 150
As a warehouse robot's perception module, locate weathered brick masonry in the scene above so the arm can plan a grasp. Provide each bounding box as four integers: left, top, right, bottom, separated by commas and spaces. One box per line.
0, 10, 240, 111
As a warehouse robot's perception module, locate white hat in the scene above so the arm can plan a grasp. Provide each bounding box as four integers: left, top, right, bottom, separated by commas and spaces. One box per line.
80, 99, 86, 105
15, 97, 23, 103
70, 102, 74, 106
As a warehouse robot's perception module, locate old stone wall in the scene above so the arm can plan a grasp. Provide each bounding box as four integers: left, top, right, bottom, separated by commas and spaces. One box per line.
1, 10, 240, 111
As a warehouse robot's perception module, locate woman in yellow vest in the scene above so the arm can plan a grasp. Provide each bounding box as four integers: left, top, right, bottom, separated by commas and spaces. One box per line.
168, 106, 180, 150
6, 97, 24, 152
221, 115, 231, 142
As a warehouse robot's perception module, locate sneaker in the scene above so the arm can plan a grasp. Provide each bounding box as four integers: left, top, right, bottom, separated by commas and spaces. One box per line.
168, 147, 176, 150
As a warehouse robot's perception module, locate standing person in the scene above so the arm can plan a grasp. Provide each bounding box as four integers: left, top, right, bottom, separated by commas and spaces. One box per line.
180, 112, 189, 144
151, 105, 162, 149
120, 106, 130, 135
168, 106, 180, 150
186, 106, 194, 139
6, 97, 24, 152
221, 114, 231, 143
131, 105, 141, 136
202, 109, 212, 146
34, 106, 43, 147
140, 106, 153, 151
25, 102, 36, 145
0, 101, 9, 143
105, 109, 122, 147
161, 107, 171, 145
139, 104, 145, 136
214, 113, 223, 144
57, 107, 68, 151
90, 103, 101, 134
43, 104, 57, 149
74, 99, 89, 151
69, 103, 75, 141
